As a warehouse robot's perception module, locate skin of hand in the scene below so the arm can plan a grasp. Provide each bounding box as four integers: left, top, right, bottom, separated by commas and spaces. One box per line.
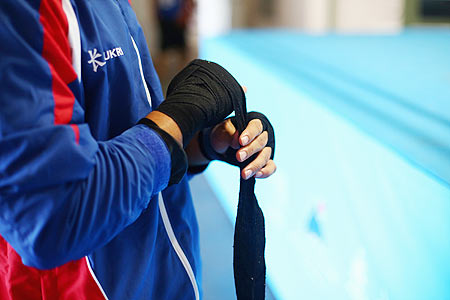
147, 89, 276, 180
186, 117, 277, 180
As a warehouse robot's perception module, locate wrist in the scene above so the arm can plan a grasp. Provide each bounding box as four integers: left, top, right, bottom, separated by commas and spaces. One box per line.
145, 111, 183, 147
138, 117, 187, 186
185, 132, 211, 174
185, 132, 210, 165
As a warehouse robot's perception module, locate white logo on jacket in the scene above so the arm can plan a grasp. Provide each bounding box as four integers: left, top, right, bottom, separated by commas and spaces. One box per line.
87, 47, 124, 72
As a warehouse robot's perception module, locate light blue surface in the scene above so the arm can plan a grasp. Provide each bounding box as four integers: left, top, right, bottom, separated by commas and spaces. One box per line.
203, 28, 450, 185
200, 29, 450, 300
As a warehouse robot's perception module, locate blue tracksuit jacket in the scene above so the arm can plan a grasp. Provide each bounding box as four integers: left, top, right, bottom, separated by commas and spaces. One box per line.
0, 0, 201, 299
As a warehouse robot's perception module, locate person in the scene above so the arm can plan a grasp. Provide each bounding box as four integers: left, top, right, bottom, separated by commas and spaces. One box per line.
0, 1, 275, 299
155, 0, 193, 52
153, 0, 195, 89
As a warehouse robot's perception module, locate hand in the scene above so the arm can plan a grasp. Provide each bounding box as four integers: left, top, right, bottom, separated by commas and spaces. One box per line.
156, 59, 242, 147
210, 117, 276, 180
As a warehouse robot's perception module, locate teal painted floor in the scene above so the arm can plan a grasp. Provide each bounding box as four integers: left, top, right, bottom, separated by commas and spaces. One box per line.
195, 28, 450, 300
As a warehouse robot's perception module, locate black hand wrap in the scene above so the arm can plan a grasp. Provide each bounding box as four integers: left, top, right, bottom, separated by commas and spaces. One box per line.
137, 118, 188, 186
198, 111, 275, 167
156, 59, 245, 148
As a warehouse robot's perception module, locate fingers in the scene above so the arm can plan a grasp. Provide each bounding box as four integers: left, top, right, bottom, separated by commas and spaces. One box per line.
241, 147, 276, 180
237, 131, 267, 161
255, 159, 277, 179
239, 119, 264, 148
237, 118, 275, 180
207, 106, 277, 180
211, 118, 237, 154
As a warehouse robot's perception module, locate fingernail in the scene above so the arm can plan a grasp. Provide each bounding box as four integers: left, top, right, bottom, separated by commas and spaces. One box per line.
241, 135, 249, 145
255, 171, 263, 178
239, 150, 247, 161
244, 170, 252, 179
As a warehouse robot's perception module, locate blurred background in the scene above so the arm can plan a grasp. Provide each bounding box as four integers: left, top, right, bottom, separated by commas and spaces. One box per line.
134, 1, 450, 299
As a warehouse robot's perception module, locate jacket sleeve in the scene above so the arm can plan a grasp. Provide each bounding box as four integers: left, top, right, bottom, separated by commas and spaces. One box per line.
0, 1, 171, 269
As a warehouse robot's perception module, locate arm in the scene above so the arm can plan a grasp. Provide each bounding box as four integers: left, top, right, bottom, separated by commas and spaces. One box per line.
0, 1, 177, 269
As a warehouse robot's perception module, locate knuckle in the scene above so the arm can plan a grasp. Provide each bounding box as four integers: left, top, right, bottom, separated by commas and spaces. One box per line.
257, 134, 267, 149
257, 120, 264, 133
250, 119, 263, 134
261, 131, 269, 144
251, 159, 264, 172
263, 146, 272, 158
270, 162, 277, 173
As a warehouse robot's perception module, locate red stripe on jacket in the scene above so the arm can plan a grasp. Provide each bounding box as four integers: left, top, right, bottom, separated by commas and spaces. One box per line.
39, 0, 78, 125
0, 1, 104, 299
1, 236, 106, 300
70, 124, 81, 144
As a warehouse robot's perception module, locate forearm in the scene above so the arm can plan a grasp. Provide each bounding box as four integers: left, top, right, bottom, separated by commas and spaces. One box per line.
0, 124, 171, 269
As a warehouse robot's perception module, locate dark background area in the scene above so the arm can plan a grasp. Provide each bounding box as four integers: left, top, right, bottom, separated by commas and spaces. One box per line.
421, 0, 450, 17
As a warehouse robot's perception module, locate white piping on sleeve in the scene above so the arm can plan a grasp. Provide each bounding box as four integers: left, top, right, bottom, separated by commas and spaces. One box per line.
85, 256, 109, 300
62, 0, 82, 81
158, 193, 200, 300
130, 35, 152, 108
